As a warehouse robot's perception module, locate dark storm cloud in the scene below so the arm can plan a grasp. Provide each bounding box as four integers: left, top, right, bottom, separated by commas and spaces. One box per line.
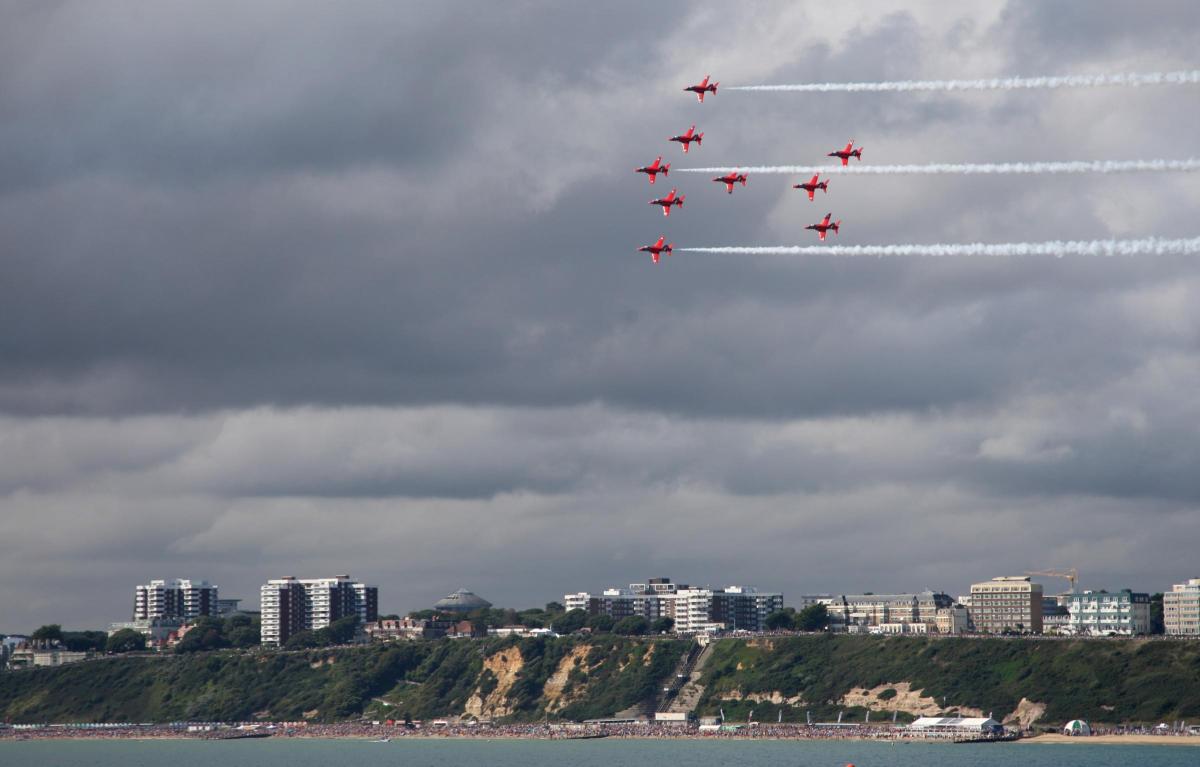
2, 1, 1200, 629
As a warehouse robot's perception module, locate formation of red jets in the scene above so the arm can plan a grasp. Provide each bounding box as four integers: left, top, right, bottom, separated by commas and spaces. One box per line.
635, 76, 865, 262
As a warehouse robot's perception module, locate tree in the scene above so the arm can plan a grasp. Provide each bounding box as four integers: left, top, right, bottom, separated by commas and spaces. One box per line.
651, 617, 675, 634
585, 614, 615, 632
765, 609, 797, 631
1150, 593, 1165, 634
62, 630, 108, 652
324, 615, 360, 645
227, 625, 259, 648
613, 616, 649, 636
795, 604, 829, 632
31, 624, 63, 643
545, 602, 565, 613
175, 618, 230, 654
284, 630, 321, 650
554, 609, 588, 634
106, 628, 146, 653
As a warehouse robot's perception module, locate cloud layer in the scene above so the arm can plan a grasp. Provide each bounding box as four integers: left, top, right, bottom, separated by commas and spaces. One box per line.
2, 1, 1199, 628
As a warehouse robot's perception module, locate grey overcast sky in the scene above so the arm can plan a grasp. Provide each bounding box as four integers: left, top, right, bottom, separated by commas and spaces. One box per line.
2, 1, 1200, 630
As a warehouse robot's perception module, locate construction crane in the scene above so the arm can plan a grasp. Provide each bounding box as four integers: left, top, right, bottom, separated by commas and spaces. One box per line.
1026, 568, 1079, 594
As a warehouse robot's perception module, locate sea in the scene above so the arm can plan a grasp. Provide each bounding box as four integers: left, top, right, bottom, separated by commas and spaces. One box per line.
0, 738, 1195, 767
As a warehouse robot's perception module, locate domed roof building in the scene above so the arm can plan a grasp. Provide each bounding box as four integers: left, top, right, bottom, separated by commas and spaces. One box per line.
434, 588, 493, 613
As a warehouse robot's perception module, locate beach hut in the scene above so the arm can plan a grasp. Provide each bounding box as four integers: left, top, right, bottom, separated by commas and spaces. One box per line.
1062, 719, 1092, 736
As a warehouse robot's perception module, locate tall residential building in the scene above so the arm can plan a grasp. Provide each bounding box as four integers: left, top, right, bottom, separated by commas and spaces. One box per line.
1065, 589, 1150, 636
564, 577, 783, 633
969, 576, 1044, 634
1164, 578, 1200, 636
260, 575, 379, 646
133, 579, 218, 621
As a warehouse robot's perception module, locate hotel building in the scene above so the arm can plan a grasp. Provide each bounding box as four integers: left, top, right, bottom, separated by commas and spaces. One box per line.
1164, 578, 1200, 635
1064, 589, 1150, 636
969, 576, 1043, 634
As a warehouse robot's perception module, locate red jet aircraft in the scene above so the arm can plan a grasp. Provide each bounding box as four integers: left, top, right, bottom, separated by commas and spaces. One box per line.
806, 213, 841, 241
637, 236, 674, 264
649, 188, 685, 217
828, 140, 863, 166
792, 174, 830, 201
634, 156, 670, 184
668, 125, 703, 153
684, 75, 718, 103
712, 171, 748, 194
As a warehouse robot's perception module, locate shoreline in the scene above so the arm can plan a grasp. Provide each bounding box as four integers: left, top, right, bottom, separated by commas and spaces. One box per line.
4, 729, 1200, 746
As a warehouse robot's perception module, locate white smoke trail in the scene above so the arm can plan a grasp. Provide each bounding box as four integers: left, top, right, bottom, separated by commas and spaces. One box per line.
681, 237, 1200, 258
676, 158, 1200, 175
728, 70, 1200, 93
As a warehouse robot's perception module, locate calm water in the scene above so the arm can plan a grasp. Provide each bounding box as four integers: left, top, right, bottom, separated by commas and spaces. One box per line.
0, 738, 1196, 767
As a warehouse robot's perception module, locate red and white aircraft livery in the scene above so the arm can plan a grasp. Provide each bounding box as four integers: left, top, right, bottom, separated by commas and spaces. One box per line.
806, 213, 841, 241
649, 188, 685, 217
637, 236, 674, 264
828, 140, 863, 166
684, 75, 718, 103
668, 125, 703, 153
634, 156, 670, 184
713, 171, 748, 194
792, 174, 830, 201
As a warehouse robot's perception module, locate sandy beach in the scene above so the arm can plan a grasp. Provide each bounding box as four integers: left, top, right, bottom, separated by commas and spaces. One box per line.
1023, 734, 1200, 746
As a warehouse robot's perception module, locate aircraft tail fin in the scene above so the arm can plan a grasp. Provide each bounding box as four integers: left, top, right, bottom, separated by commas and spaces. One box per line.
678, 194, 685, 207
662, 164, 669, 176
833, 220, 841, 234
695, 133, 703, 145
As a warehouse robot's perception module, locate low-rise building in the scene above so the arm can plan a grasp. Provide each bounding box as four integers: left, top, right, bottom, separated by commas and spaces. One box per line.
1042, 604, 1071, 635
824, 591, 953, 631
1065, 589, 1150, 636
935, 605, 971, 634
969, 576, 1043, 634
1164, 578, 1200, 635
565, 577, 782, 633
366, 617, 455, 641
7, 640, 88, 669
107, 618, 184, 648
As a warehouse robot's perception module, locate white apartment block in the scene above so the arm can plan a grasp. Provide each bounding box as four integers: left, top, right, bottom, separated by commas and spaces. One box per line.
564, 577, 783, 633
1164, 578, 1200, 636
133, 579, 218, 621
969, 576, 1044, 634
260, 575, 379, 646
1065, 589, 1150, 636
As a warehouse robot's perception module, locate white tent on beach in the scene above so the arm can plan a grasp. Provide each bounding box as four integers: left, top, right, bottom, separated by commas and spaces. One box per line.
1063, 719, 1092, 736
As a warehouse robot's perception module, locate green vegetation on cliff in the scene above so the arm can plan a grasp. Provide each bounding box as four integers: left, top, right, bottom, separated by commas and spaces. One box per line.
3, 635, 1199, 727
695, 635, 1200, 726
0, 636, 687, 725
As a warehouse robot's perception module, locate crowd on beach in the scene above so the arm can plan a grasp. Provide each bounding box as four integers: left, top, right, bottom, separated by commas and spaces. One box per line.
4, 720, 1199, 742
0, 722, 963, 741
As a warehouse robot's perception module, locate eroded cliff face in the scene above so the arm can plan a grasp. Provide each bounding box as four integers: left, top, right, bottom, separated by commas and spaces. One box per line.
463, 647, 524, 719
542, 644, 591, 713
840, 682, 983, 717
